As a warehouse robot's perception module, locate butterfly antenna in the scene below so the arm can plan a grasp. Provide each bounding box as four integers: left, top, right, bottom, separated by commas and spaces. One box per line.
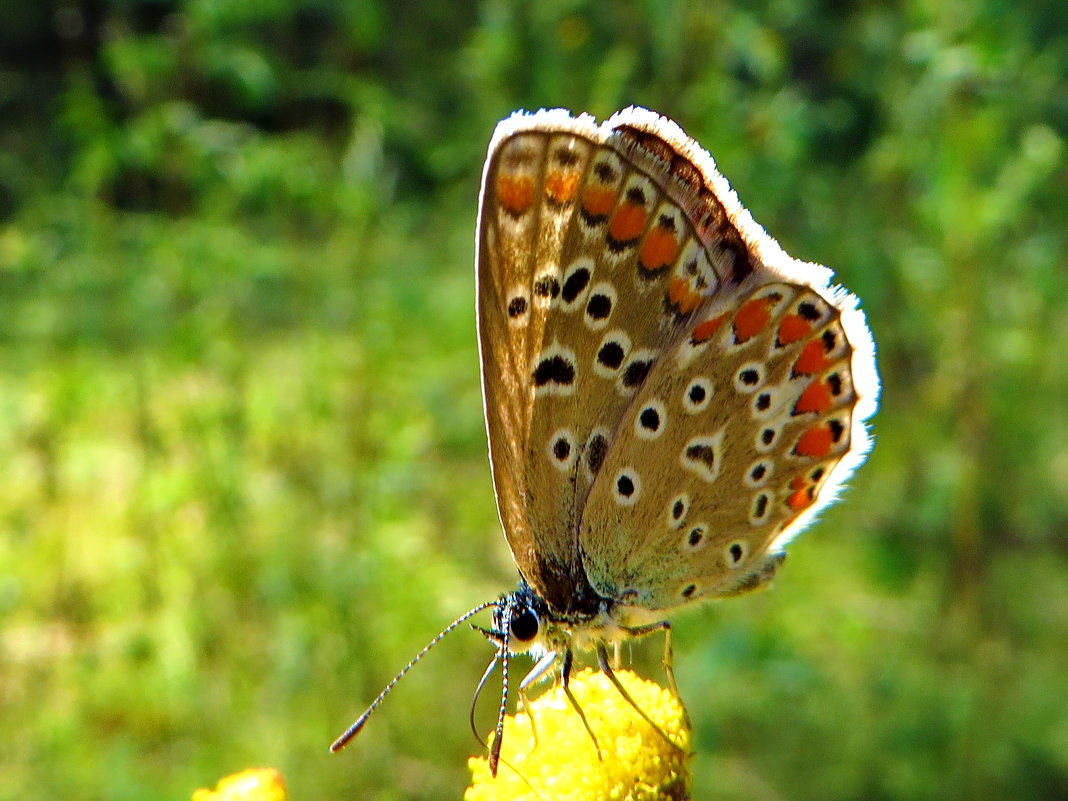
487, 602, 512, 777
330, 599, 497, 753
469, 648, 543, 799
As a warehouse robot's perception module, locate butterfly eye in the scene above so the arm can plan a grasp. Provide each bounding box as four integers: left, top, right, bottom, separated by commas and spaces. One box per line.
509, 607, 540, 643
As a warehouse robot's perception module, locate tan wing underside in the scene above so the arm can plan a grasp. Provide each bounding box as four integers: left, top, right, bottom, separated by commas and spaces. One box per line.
476, 109, 877, 613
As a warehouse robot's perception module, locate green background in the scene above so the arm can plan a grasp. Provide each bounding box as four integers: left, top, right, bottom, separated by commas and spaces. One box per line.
2, 1, 1066, 799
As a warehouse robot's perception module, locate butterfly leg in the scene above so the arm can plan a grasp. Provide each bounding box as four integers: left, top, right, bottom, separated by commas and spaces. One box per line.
596, 642, 687, 755
621, 620, 679, 698
518, 651, 557, 748
561, 648, 603, 762
469, 652, 500, 751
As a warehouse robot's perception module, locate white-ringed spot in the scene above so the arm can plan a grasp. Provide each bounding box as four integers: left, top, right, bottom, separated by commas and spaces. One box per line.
667, 494, 690, 529
733, 362, 766, 393
755, 424, 781, 454
584, 281, 617, 330
616, 348, 658, 396
560, 258, 595, 311
613, 468, 642, 506
506, 286, 531, 327
751, 385, 778, 418
594, 330, 632, 378
744, 460, 774, 488
727, 541, 748, 568
681, 522, 708, 553
682, 377, 713, 413
546, 428, 578, 471
750, 492, 771, 524
532, 342, 578, 396
680, 432, 724, 483
634, 399, 666, 440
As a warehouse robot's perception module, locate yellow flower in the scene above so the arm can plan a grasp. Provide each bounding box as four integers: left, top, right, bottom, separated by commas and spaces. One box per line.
465, 668, 692, 801
192, 768, 286, 801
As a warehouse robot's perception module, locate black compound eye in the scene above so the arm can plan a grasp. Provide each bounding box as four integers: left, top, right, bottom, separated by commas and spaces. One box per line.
509, 607, 540, 642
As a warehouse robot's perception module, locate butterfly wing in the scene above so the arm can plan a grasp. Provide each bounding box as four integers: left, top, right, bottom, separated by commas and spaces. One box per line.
477, 109, 734, 614
476, 107, 878, 616
570, 108, 880, 611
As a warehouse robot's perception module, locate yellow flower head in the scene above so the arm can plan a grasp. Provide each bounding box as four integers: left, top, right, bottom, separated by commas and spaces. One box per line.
192, 768, 286, 801
466, 668, 692, 801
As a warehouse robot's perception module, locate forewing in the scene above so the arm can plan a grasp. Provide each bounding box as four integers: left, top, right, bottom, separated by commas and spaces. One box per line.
476, 109, 729, 611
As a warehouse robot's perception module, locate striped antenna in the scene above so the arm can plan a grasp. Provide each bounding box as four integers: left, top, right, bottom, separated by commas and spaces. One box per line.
330, 599, 499, 753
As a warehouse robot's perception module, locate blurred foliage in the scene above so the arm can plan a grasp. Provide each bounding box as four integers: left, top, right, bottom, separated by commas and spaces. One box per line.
1, 1, 1066, 800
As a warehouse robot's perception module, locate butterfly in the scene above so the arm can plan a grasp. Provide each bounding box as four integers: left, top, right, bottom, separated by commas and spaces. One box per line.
332, 107, 879, 774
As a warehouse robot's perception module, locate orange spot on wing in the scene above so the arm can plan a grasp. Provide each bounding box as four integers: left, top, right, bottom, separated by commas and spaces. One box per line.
794, 424, 833, 458
496, 175, 535, 215
609, 202, 648, 244
787, 487, 815, 510
793, 380, 833, 414
639, 226, 678, 272
691, 312, 729, 344
582, 187, 616, 219
545, 170, 579, 204
668, 278, 702, 315
733, 297, 773, 342
794, 338, 830, 375
777, 314, 810, 345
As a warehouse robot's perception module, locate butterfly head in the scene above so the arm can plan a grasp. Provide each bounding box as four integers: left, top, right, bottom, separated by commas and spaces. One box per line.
482, 582, 576, 657
485, 579, 681, 660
